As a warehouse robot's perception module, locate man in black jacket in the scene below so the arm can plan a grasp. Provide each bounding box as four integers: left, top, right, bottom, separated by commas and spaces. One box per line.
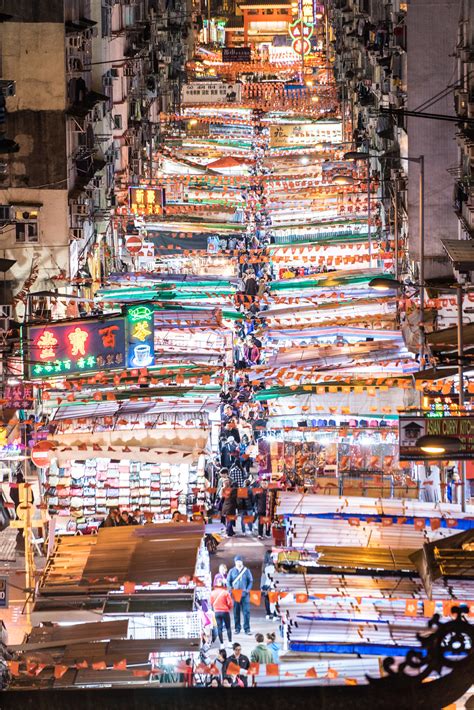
223, 642, 250, 686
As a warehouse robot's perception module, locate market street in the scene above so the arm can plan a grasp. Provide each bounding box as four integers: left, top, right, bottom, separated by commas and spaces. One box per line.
0, 0, 473, 707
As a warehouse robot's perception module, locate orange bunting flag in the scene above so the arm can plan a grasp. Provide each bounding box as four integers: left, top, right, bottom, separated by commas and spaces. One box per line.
54, 665, 69, 679
295, 593, 308, 604
232, 589, 243, 603
446, 519, 458, 528
75, 660, 88, 669
92, 661, 107, 671
123, 581, 136, 595
248, 662, 260, 676
195, 662, 210, 674
443, 601, 456, 617
268, 591, 279, 604
266, 664, 279, 676
237, 487, 248, 498
8, 661, 20, 676
113, 659, 127, 671
423, 601, 436, 617
226, 661, 242, 676
305, 667, 318, 678
249, 590, 261, 606
413, 518, 425, 530
327, 668, 339, 679
176, 660, 191, 673
405, 600, 418, 617
345, 678, 358, 685
132, 670, 150, 678
430, 518, 441, 531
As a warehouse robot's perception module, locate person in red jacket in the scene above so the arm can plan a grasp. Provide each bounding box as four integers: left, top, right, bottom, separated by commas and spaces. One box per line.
210, 578, 234, 645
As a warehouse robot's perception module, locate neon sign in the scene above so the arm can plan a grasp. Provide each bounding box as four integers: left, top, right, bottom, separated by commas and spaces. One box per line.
129, 186, 164, 216
126, 304, 155, 368
27, 317, 126, 379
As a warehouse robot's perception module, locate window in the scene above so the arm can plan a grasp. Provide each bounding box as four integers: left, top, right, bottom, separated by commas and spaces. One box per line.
0, 206, 10, 224
16, 222, 39, 243
113, 114, 122, 129
14, 208, 39, 244
101, 2, 111, 37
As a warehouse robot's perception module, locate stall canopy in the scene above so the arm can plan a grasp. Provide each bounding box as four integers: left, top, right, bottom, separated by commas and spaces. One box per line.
37, 523, 204, 596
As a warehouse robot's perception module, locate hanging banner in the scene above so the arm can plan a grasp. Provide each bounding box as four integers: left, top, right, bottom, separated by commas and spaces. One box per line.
222, 47, 251, 63
269, 120, 343, 148
181, 81, 242, 105
26, 317, 126, 379
126, 304, 155, 369
399, 414, 474, 460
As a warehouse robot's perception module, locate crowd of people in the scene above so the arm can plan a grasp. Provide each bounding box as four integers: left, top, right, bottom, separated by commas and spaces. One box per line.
196, 554, 280, 687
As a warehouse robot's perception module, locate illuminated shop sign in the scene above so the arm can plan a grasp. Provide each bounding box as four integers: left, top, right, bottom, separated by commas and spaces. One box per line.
27, 318, 126, 378
222, 47, 251, 63
399, 414, 474, 460
126, 304, 155, 369
129, 186, 164, 216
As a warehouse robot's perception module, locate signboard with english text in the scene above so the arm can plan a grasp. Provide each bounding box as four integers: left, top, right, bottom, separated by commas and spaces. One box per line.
399, 415, 474, 460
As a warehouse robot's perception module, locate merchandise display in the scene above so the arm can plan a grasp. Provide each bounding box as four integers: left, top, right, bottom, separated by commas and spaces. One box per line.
44, 458, 204, 521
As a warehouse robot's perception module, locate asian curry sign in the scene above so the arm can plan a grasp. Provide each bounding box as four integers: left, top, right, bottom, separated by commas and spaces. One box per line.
399, 414, 474, 460
27, 317, 126, 378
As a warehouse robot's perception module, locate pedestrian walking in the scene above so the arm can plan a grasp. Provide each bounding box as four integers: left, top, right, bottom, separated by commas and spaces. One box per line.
227, 556, 253, 635
210, 579, 233, 646
237, 481, 254, 535
250, 633, 274, 664
221, 485, 237, 537
254, 479, 271, 538
261, 549, 276, 619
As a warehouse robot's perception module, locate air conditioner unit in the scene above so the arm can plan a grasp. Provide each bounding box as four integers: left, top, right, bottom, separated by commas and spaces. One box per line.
71, 227, 84, 240
68, 36, 83, 49
455, 90, 469, 117
92, 105, 103, 122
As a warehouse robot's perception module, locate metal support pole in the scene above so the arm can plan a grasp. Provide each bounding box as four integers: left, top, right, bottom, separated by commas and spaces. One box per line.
419, 155, 425, 366
367, 156, 372, 267
324, 0, 330, 85
457, 283, 467, 511
207, 0, 211, 43
393, 184, 399, 280
300, 16, 305, 82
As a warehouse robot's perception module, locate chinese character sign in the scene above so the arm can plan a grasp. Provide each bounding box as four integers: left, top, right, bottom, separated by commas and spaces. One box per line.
27, 318, 126, 378
4, 383, 34, 409
126, 304, 155, 368
129, 186, 164, 216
